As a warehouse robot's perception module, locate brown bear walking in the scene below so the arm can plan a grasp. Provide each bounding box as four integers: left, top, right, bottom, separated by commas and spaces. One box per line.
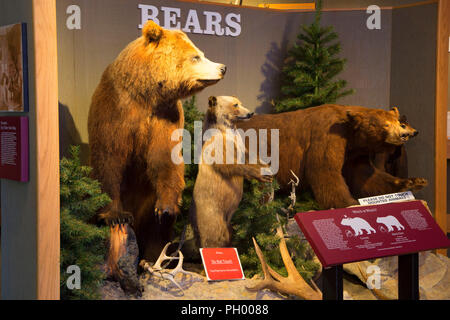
88, 21, 226, 291
190, 96, 271, 248
237, 105, 427, 209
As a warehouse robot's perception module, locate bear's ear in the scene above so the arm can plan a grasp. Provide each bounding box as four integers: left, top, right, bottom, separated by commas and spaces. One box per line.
346, 110, 363, 126
399, 114, 408, 124
143, 20, 163, 43
389, 107, 400, 118
208, 96, 217, 108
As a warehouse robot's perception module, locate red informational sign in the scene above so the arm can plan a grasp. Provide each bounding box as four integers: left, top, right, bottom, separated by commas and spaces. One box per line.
200, 248, 245, 281
295, 201, 450, 268
0, 116, 29, 182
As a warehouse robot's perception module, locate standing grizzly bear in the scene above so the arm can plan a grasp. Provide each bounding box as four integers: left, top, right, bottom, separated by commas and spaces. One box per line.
88, 21, 226, 289
190, 96, 271, 248
237, 105, 427, 209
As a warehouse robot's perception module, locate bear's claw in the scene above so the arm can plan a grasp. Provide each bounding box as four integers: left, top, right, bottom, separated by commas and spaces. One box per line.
100, 210, 134, 227
395, 177, 428, 192
154, 207, 173, 224
409, 177, 428, 191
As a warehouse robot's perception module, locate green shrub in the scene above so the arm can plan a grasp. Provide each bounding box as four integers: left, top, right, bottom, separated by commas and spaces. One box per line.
60, 146, 111, 300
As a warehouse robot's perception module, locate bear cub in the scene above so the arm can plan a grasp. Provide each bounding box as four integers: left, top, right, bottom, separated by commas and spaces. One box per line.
190, 96, 272, 248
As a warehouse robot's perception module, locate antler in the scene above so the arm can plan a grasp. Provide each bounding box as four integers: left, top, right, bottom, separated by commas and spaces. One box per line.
288, 170, 300, 187
287, 170, 300, 213
140, 242, 202, 293
247, 226, 322, 300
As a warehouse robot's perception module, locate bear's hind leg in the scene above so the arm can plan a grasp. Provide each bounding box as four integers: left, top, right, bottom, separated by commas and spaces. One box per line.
308, 170, 358, 209
91, 153, 141, 293
92, 152, 134, 226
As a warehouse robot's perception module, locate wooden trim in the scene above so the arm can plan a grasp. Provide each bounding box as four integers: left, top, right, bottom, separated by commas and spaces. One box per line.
435, 0, 449, 255
32, 0, 60, 300
447, 214, 450, 233
258, 3, 316, 10
447, 139, 450, 159
176, 0, 437, 12
391, 0, 438, 10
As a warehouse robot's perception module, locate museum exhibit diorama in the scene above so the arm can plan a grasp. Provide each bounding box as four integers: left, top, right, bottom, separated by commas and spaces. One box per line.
0, 0, 449, 302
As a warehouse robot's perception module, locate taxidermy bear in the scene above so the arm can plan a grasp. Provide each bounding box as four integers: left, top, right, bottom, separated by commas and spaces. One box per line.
190, 96, 271, 248
237, 105, 427, 209
88, 21, 226, 292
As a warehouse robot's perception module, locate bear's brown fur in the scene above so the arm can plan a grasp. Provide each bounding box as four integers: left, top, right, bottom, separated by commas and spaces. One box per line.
88, 21, 225, 288
343, 114, 420, 199
237, 105, 427, 209
190, 96, 271, 248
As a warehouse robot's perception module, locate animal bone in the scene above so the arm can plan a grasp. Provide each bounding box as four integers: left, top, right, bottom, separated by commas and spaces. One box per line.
140, 242, 202, 293
247, 226, 322, 300
287, 170, 300, 214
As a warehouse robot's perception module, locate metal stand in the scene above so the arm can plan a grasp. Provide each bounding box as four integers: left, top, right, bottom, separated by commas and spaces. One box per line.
398, 253, 419, 300
321, 253, 419, 300
322, 265, 343, 300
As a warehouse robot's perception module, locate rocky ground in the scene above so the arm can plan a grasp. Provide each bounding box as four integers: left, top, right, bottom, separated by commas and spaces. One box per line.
101, 250, 450, 300
101, 219, 450, 300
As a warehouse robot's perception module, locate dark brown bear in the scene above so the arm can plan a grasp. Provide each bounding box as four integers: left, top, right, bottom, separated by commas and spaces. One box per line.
237, 105, 427, 209
343, 114, 419, 199
88, 21, 225, 290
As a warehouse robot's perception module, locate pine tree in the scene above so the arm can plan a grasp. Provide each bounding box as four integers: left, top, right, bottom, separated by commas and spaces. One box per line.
275, 0, 354, 113
60, 146, 111, 300
231, 180, 319, 281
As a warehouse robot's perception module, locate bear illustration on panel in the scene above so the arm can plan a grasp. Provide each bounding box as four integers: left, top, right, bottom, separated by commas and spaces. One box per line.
88, 21, 226, 292
190, 96, 271, 248
376, 215, 405, 232
237, 105, 427, 209
341, 217, 376, 236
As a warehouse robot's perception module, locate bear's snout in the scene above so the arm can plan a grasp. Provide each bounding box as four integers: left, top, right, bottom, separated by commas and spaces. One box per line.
412, 130, 418, 137
220, 65, 227, 76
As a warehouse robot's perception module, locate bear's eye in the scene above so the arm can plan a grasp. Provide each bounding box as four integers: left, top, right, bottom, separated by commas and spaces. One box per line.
192, 55, 201, 62
400, 124, 406, 129
234, 104, 239, 108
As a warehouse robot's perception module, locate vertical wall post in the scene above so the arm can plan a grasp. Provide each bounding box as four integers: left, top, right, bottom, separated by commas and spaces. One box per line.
32, 0, 59, 300
435, 0, 449, 255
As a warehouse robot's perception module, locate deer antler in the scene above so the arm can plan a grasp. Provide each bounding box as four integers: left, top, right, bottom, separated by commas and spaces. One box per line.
140, 242, 203, 293
247, 226, 322, 300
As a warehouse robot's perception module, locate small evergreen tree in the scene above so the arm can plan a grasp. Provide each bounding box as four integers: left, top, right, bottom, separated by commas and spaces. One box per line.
60, 146, 111, 300
275, 0, 354, 113
232, 180, 319, 281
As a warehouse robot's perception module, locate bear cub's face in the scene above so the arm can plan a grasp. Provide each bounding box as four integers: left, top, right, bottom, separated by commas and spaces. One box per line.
208, 96, 254, 128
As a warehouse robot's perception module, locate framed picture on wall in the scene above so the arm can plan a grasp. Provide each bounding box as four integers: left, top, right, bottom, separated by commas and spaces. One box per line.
0, 23, 28, 112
